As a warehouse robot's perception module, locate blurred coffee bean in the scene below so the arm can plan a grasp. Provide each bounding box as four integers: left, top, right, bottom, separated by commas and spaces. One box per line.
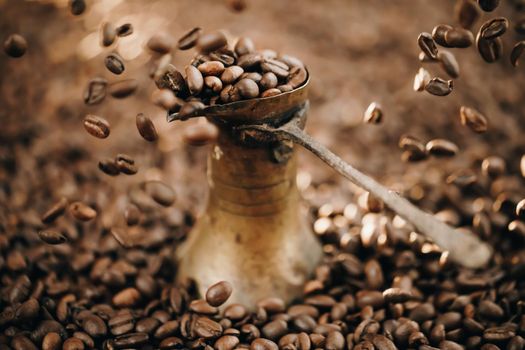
221, 65, 244, 84
261, 88, 281, 98
83, 115, 111, 139
198, 61, 225, 76
108, 79, 138, 98
460, 106, 488, 133
480, 17, 509, 39
101, 22, 116, 47
105, 53, 125, 75
69, 201, 97, 221
438, 50, 460, 78
511, 41, 525, 67
38, 229, 68, 245
363, 102, 383, 124
418, 32, 439, 59
11, 335, 38, 350
478, 0, 500, 11
4, 34, 27, 58
236, 78, 259, 99
425, 77, 453, 96
432, 24, 453, 47
481, 156, 505, 178
42, 332, 62, 350
261, 58, 289, 79
426, 139, 459, 157
148, 33, 175, 54
251, 338, 278, 350
178, 101, 206, 119
82, 314, 107, 337
226, 0, 247, 12
83, 78, 107, 105
178, 27, 202, 50
183, 121, 219, 146
124, 204, 141, 226
205, 76, 223, 93
116, 23, 133, 37
235, 37, 255, 56
136, 113, 158, 142
445, 27, 474, 48
115, 154, 138, 175
69, 0, 86, 15
413, 67, 431, 92
144, 181, 176, 206
455, 0, 481, 29
113, 287, 141, 307
41, 197, 68, 224
99, 158, 120, 176
198, 31, 228, 53
238, 53, 263, 69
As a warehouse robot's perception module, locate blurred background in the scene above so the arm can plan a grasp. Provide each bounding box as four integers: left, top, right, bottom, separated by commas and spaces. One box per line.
1, 0, 524, 216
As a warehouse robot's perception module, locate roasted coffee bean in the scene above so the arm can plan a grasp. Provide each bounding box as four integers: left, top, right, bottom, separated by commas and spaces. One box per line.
455, 0, 481, 29
438, 50, 460, 78
483, 326, 515, 341
517, 199, 525, 219
154, 320, 179, 339
113, 332, 149, 347
38, 229, 68, 245
215, 335, 240, 350
4, 33, 27, 58
109, 312, 135, 336
105, 53, 125, 75
478, 0, 500, 11
236, 78, 259, 99
262, 319, 288, 340
82, 314, 107, 337
426, 139, 459, 157
108, 79, 138, 98
116, 23, 133, 37
190, 299, 218, 314
148, 33, 175, 54
32, 320, 67, 343
371, 334, 396, 350
186, 65, 204, 95
69, 201, 97, 221
136, 113, 158, 142
113, 287, 141, 307
178, 27, 202, 50
83, 78, 107, 105
261, 58, 289, 79
152, 88, 183, 110
251, 338, 278, 350
511, 41, 525, 67
115, 154, 138, 175
194, 316, 223, 339
364, 259, 383, 289
224, 304, 248, 320
241, 71, 263, 83
439, 340, 464, 350
99, 158, 120, 176
69, 0, 86, 15
259, 72, 278, 90
445, 27, 474, 48
42, 197, 68, 223
481, 156, 505, 178
325, 331, 345, 350
11, 335, 38, 350
198, 61, 225, 76
261, 88, 281, 98
413, 67, 431, 91
101, 22, 116, 47
235, 37, 255, 56
198, 31, 227, 53
15, 298, 39, 321
476, 33, 502, 63
204, 76, 223, 93
382, 288, 413, 304
460, 106, 488, 133
478, 300, 504, 319
363, 102, 383, 124
432, 24, 453, 47
83, 114, 111, 138
42, 332, 62, 350
178, 100, 206, 119
204, 281, 233, 307
155, 64, 187, 95
144, 180, 176, 206
238, 53, 263, 69
418, 32, 439, 59
425, 77, 453, 96
159, 336, 184, 349
480, 17, 509, 39
210, 50, 235, 66
221, 65, 244, 84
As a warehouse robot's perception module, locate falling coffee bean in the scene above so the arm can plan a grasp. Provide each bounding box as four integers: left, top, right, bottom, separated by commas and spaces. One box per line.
99, 158, 120, 176
69, 0, 86, 15
105, 53, 125, 75
206, 281, 233, 307
425, 139, 459, 157
363, 102, 383, 124
476, 33, 502, 63
478, 0, 500, 12
226, 0, 247, 12
413, 67, 431, 92
136, 113, 158, 142
41, 197, 68, 224
510, 41, 525, 67
101, 22, 116, 47
115, 154, 138, 175
432, 24, 453, 47
83, 115, 111, 139
116, 23, 133, 37
480, 17, 509, 39
418, 32, 439, 60
455, 0, 481, 29
178, 27, 202, 50
460, 106, 488, 133
38, 230, 68, 245
69, 201, 97, 221
4, 34, 27, 58
147, 33, 175, 54
83, 78, 107, 105
481, 156, 505, 178
425, 77, 453, 96
124, 204, 141, 226
108, 79, 138, 98
197, 31, 228, 53
438, 51, 460, 78
144, 181, 176, 206
444, 27, 474, 48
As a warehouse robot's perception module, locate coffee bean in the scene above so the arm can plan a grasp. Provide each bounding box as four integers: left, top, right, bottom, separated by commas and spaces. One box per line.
82, 314, 107, 337
478, 300, 504, 319
178, 101, 206, 119
425, 139, 459, 157
148, 33, 175, 54
382, 288, 414, 304
215, 335, 240, 350
38, 229, 68, 245
371, 334, 396, 350
476, 33, 502, 63
108, 79, 138, 98
69, 201, 97, 221
178, 27, 202, 50
42, 197, 68, 224
101, 22, 116, 47
413, 67, 431, 91
113, 332, 149, 347
484, 326, 515, 341
198, 61, 225, 76
236, 78, 259, 99
83, 115, 111, 139
198, 31, 228, 53
517, 199, 525, 219
194, 316, 223, 339
116, 23, 133, 37
62, 338, 85, 350
4, 34, 27, 58
480, 17, 509, 39
418, 32, 439, 60
478, 0, 500, 11
154, 319, 179, 339
438, 50, 460, 78
439, 340, 464, 350
99, 158, 120, 176
221, 66, 244, 84
364, 259, 383, 288
190, 299, 219, 314
105, 53, 125, 75
262, 319, 288, 340
15, 298, 39, 322
224, 304, 248, 320
425, 77, 453, 96
185, 65, 204, 95
42, 332, 62, 350
69, 0, 86, 15
113, 287, 141, 307
204, 76, 223, 93
241, 72, 263, 83
144, 180, 175, 207
481, 156, 505, 177
11, 335, 38, 350
109, 312, 135, 336
159, 336, 183, 349
261, 58, 289, 79
235, 37, 255, 56
287, 66, 307, 88
325, 331, 345, 350
251, 338, 278, 350
260, 72, 278, 90
135, 113, 158, 142
261, 88, 281, 98
32, 320, 67, 343
511, 41, 525, 67
115, 154, 138, 175
238, 53, 263, 69
209, 50, 236, 66
432, 24, 453, 47
83, 78, 107, 105
155, 64, 187, 96
460, 106, 488, 133
363, 102, 383, 124
455, 0, 481, 29
445, 27, 474, 48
